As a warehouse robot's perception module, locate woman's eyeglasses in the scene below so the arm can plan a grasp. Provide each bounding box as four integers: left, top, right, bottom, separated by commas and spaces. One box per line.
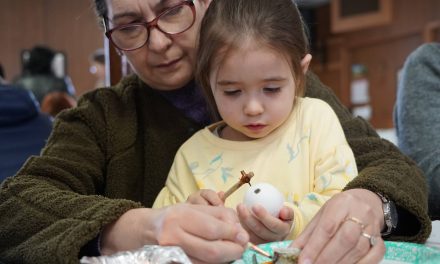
104, 0, 195, 51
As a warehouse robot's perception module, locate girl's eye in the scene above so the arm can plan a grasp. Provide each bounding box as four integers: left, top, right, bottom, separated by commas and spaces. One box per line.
223, 90, 241, 96
263, 87, 281, 93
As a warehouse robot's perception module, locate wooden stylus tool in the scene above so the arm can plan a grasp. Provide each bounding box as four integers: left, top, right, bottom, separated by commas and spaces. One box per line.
222, 170, 254, 202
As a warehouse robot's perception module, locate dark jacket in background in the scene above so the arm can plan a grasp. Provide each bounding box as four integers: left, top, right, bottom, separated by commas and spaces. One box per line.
13, 74, 76, 104
0, 84, 52, 182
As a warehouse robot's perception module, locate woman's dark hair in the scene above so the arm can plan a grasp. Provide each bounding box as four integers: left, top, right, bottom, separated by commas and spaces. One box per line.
196, 0, 310, 121
93, 0, 108, 17
93, 0, 108, 28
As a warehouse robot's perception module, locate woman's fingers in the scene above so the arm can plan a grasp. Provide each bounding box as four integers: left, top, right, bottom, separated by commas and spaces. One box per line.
160, 204, 243, 241
290, 209, 321, 249
336, 220, 383, 263
290, 208, 320, 248
295, 203, 349, 263
357, 236, 386, 264
315, 219, 371, 264
157, 204, 249, 263
293, 189, 384, 264
175, 232, 247, 263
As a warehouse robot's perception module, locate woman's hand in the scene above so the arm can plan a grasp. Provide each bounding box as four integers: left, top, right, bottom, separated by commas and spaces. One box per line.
186, 189, 225, 206
290, 189, 386, 264
100, 204, 249, 263
236, 203, 294, 244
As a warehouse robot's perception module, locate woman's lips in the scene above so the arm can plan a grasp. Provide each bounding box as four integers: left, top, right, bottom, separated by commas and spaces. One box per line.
156, 57, 181, 69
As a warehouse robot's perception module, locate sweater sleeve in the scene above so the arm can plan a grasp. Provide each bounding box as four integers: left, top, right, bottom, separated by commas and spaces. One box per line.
152, 149, 200, 208
304, 71, 431, 243
0, 88, 142, 264
395, 43, 440, 219
287, 101, 358, 239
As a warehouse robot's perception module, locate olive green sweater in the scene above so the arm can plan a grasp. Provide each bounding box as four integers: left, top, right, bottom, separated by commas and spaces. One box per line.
0, 73, 431, 263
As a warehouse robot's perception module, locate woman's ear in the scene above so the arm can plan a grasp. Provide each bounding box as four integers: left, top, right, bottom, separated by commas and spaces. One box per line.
199, 0, 213, 9
301, 54, 312, 74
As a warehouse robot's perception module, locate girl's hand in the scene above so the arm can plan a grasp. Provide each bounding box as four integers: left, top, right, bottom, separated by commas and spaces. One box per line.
186, 189, 225, 206
236, 203, 294, 244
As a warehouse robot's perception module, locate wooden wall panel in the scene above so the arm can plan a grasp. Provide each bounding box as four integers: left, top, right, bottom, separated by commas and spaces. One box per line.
350, 34, 422, 128
313, 0, 440, 128
0, 0, 103, 96
0, 0, 45, 82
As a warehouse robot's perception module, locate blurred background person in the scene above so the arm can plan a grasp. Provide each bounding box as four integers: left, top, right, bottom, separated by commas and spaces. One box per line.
40, 91, 77, 118
0, 67, 53, 181
13, 45, 76, 104
395, 43, 440, 220
0, 63, 6, 84
89, 48, 106, 89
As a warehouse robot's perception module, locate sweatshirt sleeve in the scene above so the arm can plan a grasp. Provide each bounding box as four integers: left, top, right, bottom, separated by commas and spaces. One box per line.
0, 88, 142, 264
395, 43, 440, 219
304, 71, 431, 243
287, 101, 357, 239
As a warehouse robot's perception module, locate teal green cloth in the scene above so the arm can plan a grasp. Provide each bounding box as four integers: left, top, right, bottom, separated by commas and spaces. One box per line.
236, 240, 440, 263
0, 73, 431, 263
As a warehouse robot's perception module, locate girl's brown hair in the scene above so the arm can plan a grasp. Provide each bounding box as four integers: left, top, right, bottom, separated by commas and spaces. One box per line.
196, 0, 310, 121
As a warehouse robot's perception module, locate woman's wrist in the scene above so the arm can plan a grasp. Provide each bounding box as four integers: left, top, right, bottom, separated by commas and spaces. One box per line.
100, 208, 158, 255
375, 192, 398, 237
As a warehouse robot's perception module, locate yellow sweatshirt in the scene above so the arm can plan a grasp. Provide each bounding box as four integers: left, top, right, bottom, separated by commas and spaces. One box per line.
153, 97, 357, 239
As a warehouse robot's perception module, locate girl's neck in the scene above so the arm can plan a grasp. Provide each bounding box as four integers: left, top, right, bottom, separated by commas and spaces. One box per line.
220, 125, 254, 141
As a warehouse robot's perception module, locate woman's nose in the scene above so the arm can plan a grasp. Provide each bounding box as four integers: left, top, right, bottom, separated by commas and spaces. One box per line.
148, 27, 172, 52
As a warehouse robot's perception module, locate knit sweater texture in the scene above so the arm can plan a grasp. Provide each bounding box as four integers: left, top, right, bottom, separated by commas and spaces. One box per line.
0, 72, 431, 263
395, 43, 440, 219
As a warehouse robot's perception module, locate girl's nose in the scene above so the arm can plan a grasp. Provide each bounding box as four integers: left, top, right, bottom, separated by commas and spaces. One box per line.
147, 28, 172, 53
244, 98, 264, 116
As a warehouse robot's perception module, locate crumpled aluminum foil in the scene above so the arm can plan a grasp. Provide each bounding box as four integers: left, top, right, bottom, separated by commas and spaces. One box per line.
79, 245, 192, 264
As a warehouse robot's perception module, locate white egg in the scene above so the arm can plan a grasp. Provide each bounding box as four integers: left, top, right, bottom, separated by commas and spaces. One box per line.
243, 182, 285, 217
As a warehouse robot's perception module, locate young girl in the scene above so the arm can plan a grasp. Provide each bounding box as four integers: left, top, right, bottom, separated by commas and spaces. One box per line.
153, 0, 357, 244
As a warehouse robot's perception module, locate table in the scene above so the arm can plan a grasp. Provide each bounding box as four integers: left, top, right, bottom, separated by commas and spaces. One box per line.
426, 220, 440, 248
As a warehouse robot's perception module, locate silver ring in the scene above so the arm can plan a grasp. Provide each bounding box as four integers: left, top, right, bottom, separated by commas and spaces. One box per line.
361, 232, 377, 247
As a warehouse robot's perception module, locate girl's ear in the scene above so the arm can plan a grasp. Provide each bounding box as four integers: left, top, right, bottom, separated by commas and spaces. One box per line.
301, 54, 312, 74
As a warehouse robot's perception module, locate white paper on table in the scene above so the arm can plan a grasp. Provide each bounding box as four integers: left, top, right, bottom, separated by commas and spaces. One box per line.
426, 220, 440, 249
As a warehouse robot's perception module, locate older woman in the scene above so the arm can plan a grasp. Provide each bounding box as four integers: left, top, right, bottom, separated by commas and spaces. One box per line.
0, 0, 430, 263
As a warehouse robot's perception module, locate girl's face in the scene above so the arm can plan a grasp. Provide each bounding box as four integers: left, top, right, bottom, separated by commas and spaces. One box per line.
210, 41, 310, 141
106, 0, 210, 90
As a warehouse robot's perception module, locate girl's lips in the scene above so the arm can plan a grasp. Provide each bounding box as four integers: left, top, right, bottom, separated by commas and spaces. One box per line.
245, 124, 266, 131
